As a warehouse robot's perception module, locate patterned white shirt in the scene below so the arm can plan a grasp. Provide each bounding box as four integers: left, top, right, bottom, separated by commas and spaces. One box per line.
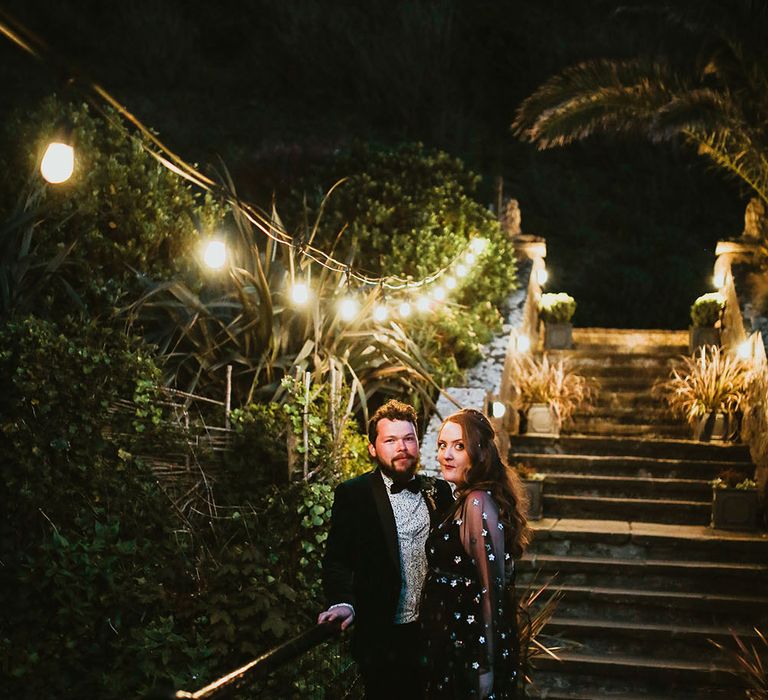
381, 471, 431, 624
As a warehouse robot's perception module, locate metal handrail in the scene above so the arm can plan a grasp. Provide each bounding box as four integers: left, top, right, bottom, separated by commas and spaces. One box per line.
150, 622, 342, 700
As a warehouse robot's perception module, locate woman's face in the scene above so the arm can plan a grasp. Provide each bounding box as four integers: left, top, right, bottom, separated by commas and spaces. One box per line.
437, 420, 471, 486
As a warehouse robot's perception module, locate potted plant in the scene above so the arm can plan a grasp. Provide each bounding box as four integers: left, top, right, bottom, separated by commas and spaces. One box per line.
710, 468, 759, 530
511, 353, 594, 437
538, 292, 576, 350
689, 292, 724, 354
514, 462, 544, 520
656, 346, 749, 441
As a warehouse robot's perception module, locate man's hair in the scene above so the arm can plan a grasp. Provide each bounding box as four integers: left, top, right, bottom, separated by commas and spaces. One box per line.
367, 400, 418, 444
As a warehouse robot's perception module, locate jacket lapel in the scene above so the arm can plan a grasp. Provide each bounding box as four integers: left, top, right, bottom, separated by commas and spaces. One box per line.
369, 470, 399, 570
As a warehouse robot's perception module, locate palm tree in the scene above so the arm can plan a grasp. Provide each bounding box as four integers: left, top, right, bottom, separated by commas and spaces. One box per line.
513, 1, 768, 207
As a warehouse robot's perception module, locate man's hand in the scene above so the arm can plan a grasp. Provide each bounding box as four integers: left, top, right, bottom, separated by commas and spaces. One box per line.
317, 604, 355, 630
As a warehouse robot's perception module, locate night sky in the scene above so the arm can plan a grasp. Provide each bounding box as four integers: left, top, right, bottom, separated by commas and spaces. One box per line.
0, 0, 745, 328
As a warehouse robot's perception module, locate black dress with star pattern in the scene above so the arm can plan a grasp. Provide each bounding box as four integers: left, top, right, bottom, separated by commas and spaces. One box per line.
420, 490, 518, 699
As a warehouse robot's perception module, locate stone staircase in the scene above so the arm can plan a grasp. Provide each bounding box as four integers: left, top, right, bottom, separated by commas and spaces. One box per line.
512, 328, 768, 699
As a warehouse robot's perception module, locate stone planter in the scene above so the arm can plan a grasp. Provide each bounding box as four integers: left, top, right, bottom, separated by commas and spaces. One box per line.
522, 478, 544, 520
689, 326, 720, 355
525, 403, 560, 437
543, 322, 573, 350
693, 412, 737, 442
711, 488, 759, 530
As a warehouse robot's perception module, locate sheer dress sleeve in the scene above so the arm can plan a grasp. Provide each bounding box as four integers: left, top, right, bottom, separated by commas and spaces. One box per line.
459, 489, 506, 673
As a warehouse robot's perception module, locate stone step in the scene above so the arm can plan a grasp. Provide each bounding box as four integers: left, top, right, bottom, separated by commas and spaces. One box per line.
511, 434, 752, 462
541, 473, 712, 500
541, 617, 762, 661
565, 418, 690, 439
543, 494, 711, 525
590, 391, 665, 410
525, 584, 768, 627
581, 374, 661, 390
574, 364, 673, 380
571, 328, 689, 348
517, 553, 768, 593
529, 518, 768, 564
530, 651, 740, 696
578, 404, 677, 422
568, 351, 682, 367
509, 453, 751, 480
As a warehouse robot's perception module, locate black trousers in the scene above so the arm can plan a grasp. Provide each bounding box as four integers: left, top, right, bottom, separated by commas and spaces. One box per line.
358, 621, 423, 700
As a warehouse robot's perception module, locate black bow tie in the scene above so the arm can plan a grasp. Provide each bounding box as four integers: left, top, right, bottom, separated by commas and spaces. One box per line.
390, 479, 420, 495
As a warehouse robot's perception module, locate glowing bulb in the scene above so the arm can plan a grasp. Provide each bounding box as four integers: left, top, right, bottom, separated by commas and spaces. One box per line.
416, 295, 431, 312
203, 240, 227, 269
536, 268, 549, 285
373, 304, 389, 322
455, 264, 468, 278
339, 297, 359, 321
713, 271, 725, 288
736, 340, 752, 360
40, 142, 74, 183
432, 286, 446, 301
492, 401, 506, 418
465, 252, 477, 265
516, 335, 531, 353
291, 282, 309, 305
470, 238, 488, 253
445, 276, 457, 290
398, 302, 412, 318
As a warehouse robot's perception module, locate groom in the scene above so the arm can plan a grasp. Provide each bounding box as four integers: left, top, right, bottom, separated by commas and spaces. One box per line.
317, 400, 454, 700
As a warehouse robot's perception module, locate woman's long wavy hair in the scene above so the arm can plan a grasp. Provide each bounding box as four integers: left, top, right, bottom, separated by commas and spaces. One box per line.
440, 408, 531, 558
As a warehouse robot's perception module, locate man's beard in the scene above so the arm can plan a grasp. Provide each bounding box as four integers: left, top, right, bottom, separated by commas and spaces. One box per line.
376, 453, 420, 481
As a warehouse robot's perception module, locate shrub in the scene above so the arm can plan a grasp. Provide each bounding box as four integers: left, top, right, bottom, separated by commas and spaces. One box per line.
655, 346, 750, 425
690, 292, 725, 328
538, 292, 576, 324
510, 353, 594, 424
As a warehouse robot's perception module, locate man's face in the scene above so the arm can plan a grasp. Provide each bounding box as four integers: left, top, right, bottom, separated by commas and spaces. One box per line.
368, 418, 419, 480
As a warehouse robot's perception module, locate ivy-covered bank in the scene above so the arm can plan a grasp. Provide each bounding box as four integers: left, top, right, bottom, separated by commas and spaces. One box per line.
1, 98, 517, 699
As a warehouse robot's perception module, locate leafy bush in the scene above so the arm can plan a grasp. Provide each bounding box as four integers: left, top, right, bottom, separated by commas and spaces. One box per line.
0, 97, 223, 313
539, 292, 576, 324
690, 292, 725, 328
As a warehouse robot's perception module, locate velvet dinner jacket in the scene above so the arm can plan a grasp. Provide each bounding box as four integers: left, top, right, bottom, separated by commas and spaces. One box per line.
322, 469, 454, 649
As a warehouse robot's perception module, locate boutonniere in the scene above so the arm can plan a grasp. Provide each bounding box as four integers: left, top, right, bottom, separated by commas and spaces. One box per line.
420, 475, 438, 512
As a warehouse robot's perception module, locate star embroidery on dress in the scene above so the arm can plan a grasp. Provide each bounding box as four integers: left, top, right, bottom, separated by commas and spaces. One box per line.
467, 615, 475, 624
481, 529, 488, 537
479, 636, 486, 644
454, 612, 462, 619
472, 661, 480, 669
498, 523, 504, 530
455, 518, 463, 525
443, 533, 450, 540
472, 498, 480, 506
450, 580, 458, 587
454, 555, 462, 564
502, 649, 509, 658
482, 512, 488, 519
505, 553, 511, 560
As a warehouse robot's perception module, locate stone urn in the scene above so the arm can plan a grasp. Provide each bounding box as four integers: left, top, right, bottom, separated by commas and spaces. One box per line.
711, 487, 759, 530
543, 322, 573, 350
525, 403, 560, 437
689, 326, 720, 355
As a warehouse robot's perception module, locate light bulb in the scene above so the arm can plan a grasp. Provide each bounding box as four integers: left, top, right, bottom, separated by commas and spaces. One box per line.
713, 271, 725, 288
203, 240, 227, 269
339, 296, 359, 321
40, 142, 74, 183
536, 268, 549, 285
492, 401, 506, 418
470, 238, 488, 253
432, 286, 446, 301
291, 282, 309, 305
445, 276, 457, 290
516, 335, 531, 353
373, 304, 389, 322
455, 264, 468, 278
398, 302, 412, 318
736, 340, 752, 360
